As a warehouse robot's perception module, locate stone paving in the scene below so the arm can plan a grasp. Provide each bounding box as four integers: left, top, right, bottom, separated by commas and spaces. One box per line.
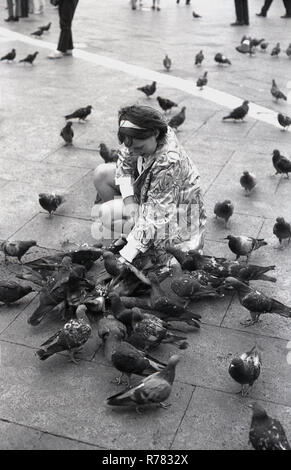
0, 0, 290, 450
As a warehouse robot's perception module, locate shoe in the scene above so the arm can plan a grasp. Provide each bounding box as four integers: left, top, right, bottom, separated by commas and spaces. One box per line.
281, 14, 291, 18
63, 50, 73, 56
230, 21, 244, 26
256, 12, 266, 17
151, 5, 155, 9
48, 50, 63, 59
157, 6, 160, 10
4, 16, 14, 22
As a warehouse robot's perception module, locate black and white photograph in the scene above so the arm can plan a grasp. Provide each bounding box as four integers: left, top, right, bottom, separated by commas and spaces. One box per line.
0, 0, 290, 452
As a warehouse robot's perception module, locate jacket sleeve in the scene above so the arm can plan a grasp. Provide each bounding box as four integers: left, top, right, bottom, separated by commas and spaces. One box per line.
115, 147, 135, 199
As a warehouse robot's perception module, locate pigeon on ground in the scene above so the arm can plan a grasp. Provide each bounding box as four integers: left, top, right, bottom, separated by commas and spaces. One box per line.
225, 235, 267, 261
229, 345, 262, 396
170, 276, 220, 304
214, 53, 231, 65
163, 54, 171, 71
27, 282, 67, 326
273, 217, 291, 245
38, 193, 66, 216
271, 43, 281, 56
271, 80, 287, 102
1, 240, 37, 263
195, 50, 204, 66
277, 113, 291, 130
168, 107, 186, 130
112, 341, 166, 387
0, 48, 16, 62
137, 81, 157, 98
31, 29, 43, 38
60, 121, 74, 145
240, 171, 257, 195
0, 281, 33, 305
272, 149, 291, 177
286, 43, 291, 57
196, 71, 208, 90
65, 105, 92, 121
249, 402, 290, 450
99, 143, 119, 163
97, 314, 127, 362
260, 41, 269, 51
157, 96, 178, 113
250, 38, 265, 48
106, 355, 179, 412
39, 22, 51, 32
165, 245, 201, 271
214, 200, 234, 227
36, 305, 91, 363
236, 37, 255, 55
224, 277, 291, 325
192, 11, 201, 18
19, 51, 39, 65
222, 100, 249, 121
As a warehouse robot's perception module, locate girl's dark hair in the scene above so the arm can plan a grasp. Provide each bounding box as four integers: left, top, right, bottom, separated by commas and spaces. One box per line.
118, 105, 168, 142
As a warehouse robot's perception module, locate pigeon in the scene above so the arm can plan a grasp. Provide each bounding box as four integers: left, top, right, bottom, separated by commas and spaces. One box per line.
271, 43, 281, 56
137, 81, 156, 98
224, 277, 291, 325
195, 50, 204, 66
228, 345, 262, 396
111, 341, 166, 386
225, 235, 267, 261
222, 101, 249, 121
273, 217, 291, 245
60, 121, 74, 145
38, 193, 66, 216
168, 107, 186, 130
99, 143, 119, 163
236, 42, 253, 55
271, 80, 287, 102
0, 48, 16, 62
106, 355, 179, 412
277, 113, 291, 130
214, 200, 234, 227
165, 245, 201, 271
65, 105, 92, 121
260, 41, 269, 51
214, 53, 231, 65
0, 281, 33, 305
249, 402, 290, 450
272, 149, 291, 177
250, 38, 265, 48
39, 22, 51, 33
157, 96, 178, 113
97, 314, 127, 362
1, 240, 37, 263
196, 71, 208, 90
27, 282, 68, 326
286, 43, 291, 57
170, 276, 220, 304
192, 11, 201, 18
31, 29, 43, 38
163, 54, 172, 71
240, 171, 257, 195
19, 51, 39, 65
35, 305, 91, 363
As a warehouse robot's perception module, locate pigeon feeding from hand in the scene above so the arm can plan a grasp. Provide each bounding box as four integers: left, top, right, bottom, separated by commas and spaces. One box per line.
168, 106, 186, 130
39, 193, 66, 216
273, 217, 291, 246
65, 105, 92, 121
0, 48, 16, 62
260, 41, 269, 51
286, 43, 291, 58
195, 50, 204, 66
214, 200, 234, 227
225, 235, 267, 261
271, 80, 287, 102
240, 171, 257, 195
1, 240, 37, 263
272, 149, 291, 178
157, 96, 178, 114
31, 29, 43, 38
163, 54, 171, 71
137, 81, 157, 98
249, 402, 290, 450
196, 71, 208, 90
19, 51, 39, 65
271, 43, 281, 56
222, 100, 249, 121
99, 143, 119, 163
60, 121, 74, 145
277, 113, 291, 131
0, 281, 33, 305
214, 53, 231, 65
224, 276, 291, 325
39, 22, 52, 33
106, 355, 179, 413
229, 345, 261, 396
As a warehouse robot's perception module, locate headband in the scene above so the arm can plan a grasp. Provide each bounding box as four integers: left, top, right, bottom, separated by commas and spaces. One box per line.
119, 120, 148, 130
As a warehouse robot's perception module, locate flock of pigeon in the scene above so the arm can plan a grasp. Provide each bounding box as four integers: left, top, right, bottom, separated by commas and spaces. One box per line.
0, 12, 290, 452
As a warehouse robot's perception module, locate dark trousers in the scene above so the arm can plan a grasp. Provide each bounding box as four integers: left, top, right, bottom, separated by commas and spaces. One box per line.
234, 0, 249, 24
261, 0, 291, 15
283, 0, 291, 14
21, 0, 29, 17
57, 0, 79, 53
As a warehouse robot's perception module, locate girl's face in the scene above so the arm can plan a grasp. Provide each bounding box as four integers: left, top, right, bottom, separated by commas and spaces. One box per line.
123, 134, 158, 157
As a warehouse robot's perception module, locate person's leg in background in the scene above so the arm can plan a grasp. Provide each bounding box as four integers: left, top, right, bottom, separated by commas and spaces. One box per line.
256, 0, 273, 17
15, 0, 21, 19
20, 0, 29, 17
282, 0, 291, 17
5, 0, 14, 21
231, 0, 244, 25
242, 0, 249, 24
57, 0, 79, 54
29, 0, 34, 14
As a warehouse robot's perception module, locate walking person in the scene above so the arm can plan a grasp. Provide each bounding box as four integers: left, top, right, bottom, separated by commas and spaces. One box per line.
49, 0, 79, 59
5, 0, 21, 21
231, 0, 249, 25
152, 0, 161, 10
20, 0, 29, 17
256, 0, 291, 18
176, 0, 191, 4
